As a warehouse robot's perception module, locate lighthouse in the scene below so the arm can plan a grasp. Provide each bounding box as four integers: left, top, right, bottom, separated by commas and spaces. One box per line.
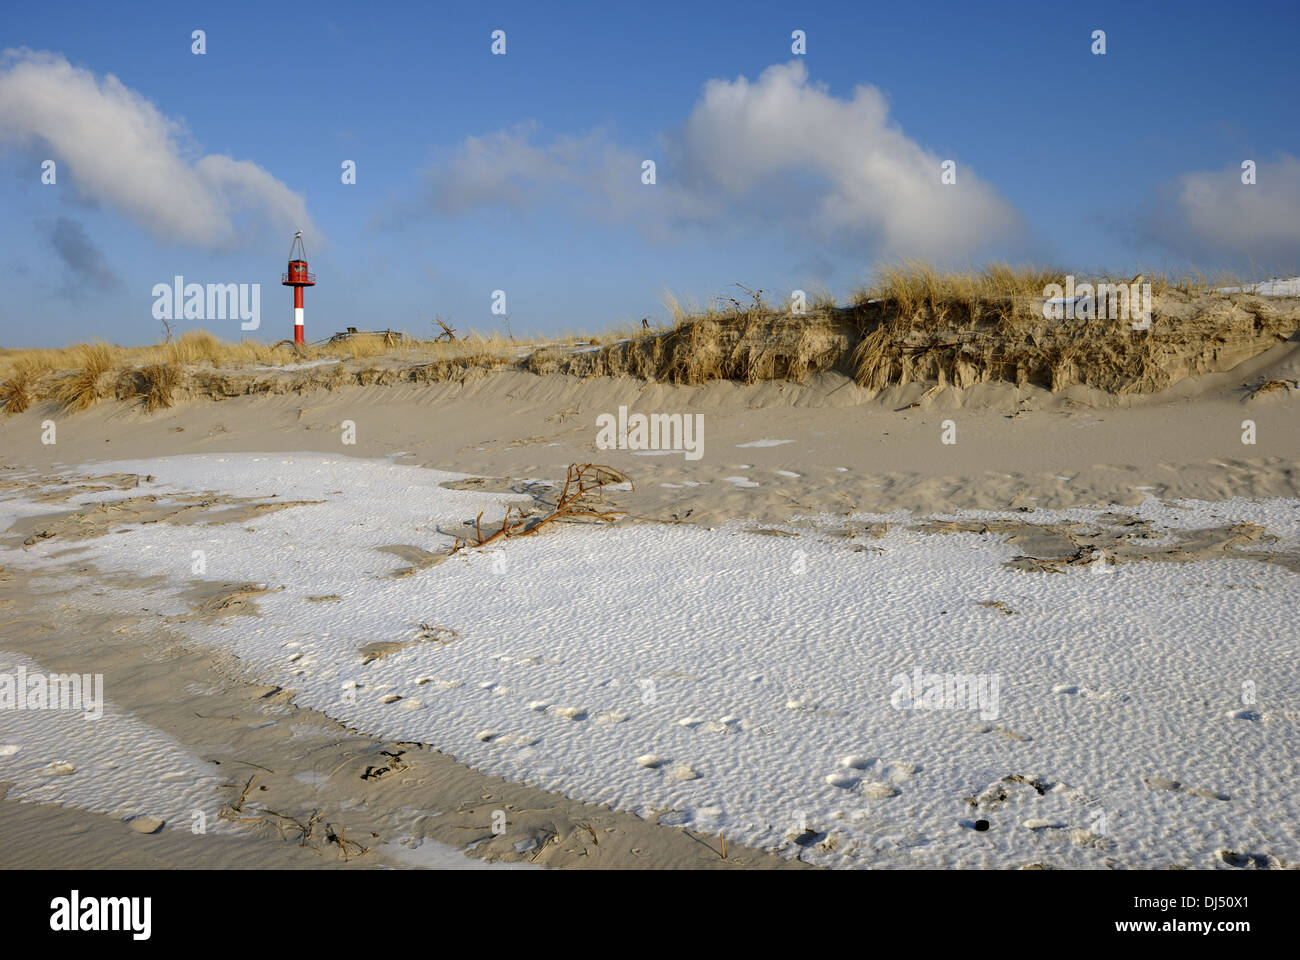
281, 231, 316, 345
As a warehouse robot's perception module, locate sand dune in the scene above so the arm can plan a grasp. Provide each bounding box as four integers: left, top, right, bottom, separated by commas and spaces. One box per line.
1, 327, 1297, 869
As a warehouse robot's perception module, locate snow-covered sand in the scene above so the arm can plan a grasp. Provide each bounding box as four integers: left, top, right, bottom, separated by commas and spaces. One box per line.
0, 649, 224, 832
5, 452, 1296, 869
1217, 277, 1300, 297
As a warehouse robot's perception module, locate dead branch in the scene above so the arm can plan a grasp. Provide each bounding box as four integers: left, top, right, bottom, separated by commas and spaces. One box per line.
432, 317, 458, 342
1248, 378, 1296, 399
451, 463, 632, 553
217, 773, 367, 860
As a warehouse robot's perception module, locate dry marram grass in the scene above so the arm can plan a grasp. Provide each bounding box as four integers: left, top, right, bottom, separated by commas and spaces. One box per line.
0, 361, 37, 415
1, 263, 1297, 412
53, 342, 115, 412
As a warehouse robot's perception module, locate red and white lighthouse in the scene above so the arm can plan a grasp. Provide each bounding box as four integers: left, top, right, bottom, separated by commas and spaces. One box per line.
281, 231, 316, 345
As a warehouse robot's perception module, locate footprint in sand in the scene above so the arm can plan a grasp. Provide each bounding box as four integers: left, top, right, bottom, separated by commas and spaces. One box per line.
1070, 828, 1109, 850
478, 729, 540, 748
418, 678, 460, 691
860, 782, 900, 799
785, 697, 845, 718
1053, 683, 1121, 702
1142, 776, 1230, 801
969, 723, 1033, 742
1143, 776, 1181, 792
878, 760, 919, 782
679, 715, 747, 734
1022, 818, 1068, 831
967, 774, 1054, 812
657, 810, 692, 826
786, 827, 828, 848
1216, 849, 1280, 869
825, 769, 899, 798
839, 756, 918, 783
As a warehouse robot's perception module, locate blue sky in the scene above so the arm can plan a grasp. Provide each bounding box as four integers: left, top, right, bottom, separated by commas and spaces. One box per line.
2, 0, 1298, 347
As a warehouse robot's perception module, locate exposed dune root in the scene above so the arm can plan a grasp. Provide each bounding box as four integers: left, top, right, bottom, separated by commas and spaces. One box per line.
848, 291, 1300, 396
525, 312, 847, 385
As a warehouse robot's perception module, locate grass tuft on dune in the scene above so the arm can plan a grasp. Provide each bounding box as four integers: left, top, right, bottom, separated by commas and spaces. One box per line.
2, 263, 1297, 415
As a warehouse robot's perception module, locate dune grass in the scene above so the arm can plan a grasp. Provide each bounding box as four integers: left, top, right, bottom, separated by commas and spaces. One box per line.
0, 327, 541, 414
850, 261, 1271, 316
0, 360, 37, 414
132, 362, 182, 413
602, 263, 1295, 393
853, 261, 1068, 317
51, 342, 116, 412
843, 262, 1298, 394
1, 263, 1295, 415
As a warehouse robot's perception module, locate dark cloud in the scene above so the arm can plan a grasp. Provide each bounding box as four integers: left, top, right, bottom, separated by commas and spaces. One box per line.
47, 216, 120, 294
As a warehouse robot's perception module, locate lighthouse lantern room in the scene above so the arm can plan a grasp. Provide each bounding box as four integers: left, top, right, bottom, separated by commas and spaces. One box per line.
281, 231, 316, 344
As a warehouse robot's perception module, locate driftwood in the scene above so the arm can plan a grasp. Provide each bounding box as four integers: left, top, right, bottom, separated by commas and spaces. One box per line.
217, 774, 367, 861
326, 328, 404, 345
451, 463, 632, 553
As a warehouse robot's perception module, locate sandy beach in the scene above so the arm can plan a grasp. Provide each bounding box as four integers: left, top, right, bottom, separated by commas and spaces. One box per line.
7, 13, 1300, 952
2, 319, 1298, 870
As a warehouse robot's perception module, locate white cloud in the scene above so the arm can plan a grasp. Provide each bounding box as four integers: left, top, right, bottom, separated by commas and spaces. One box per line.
422, 123, 579, 213
1142, 156, 1300, 267
414, 61, 1022, 261
419, 121, 646, 220
668, 61, 1021, 259
0, 49, 315, 249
